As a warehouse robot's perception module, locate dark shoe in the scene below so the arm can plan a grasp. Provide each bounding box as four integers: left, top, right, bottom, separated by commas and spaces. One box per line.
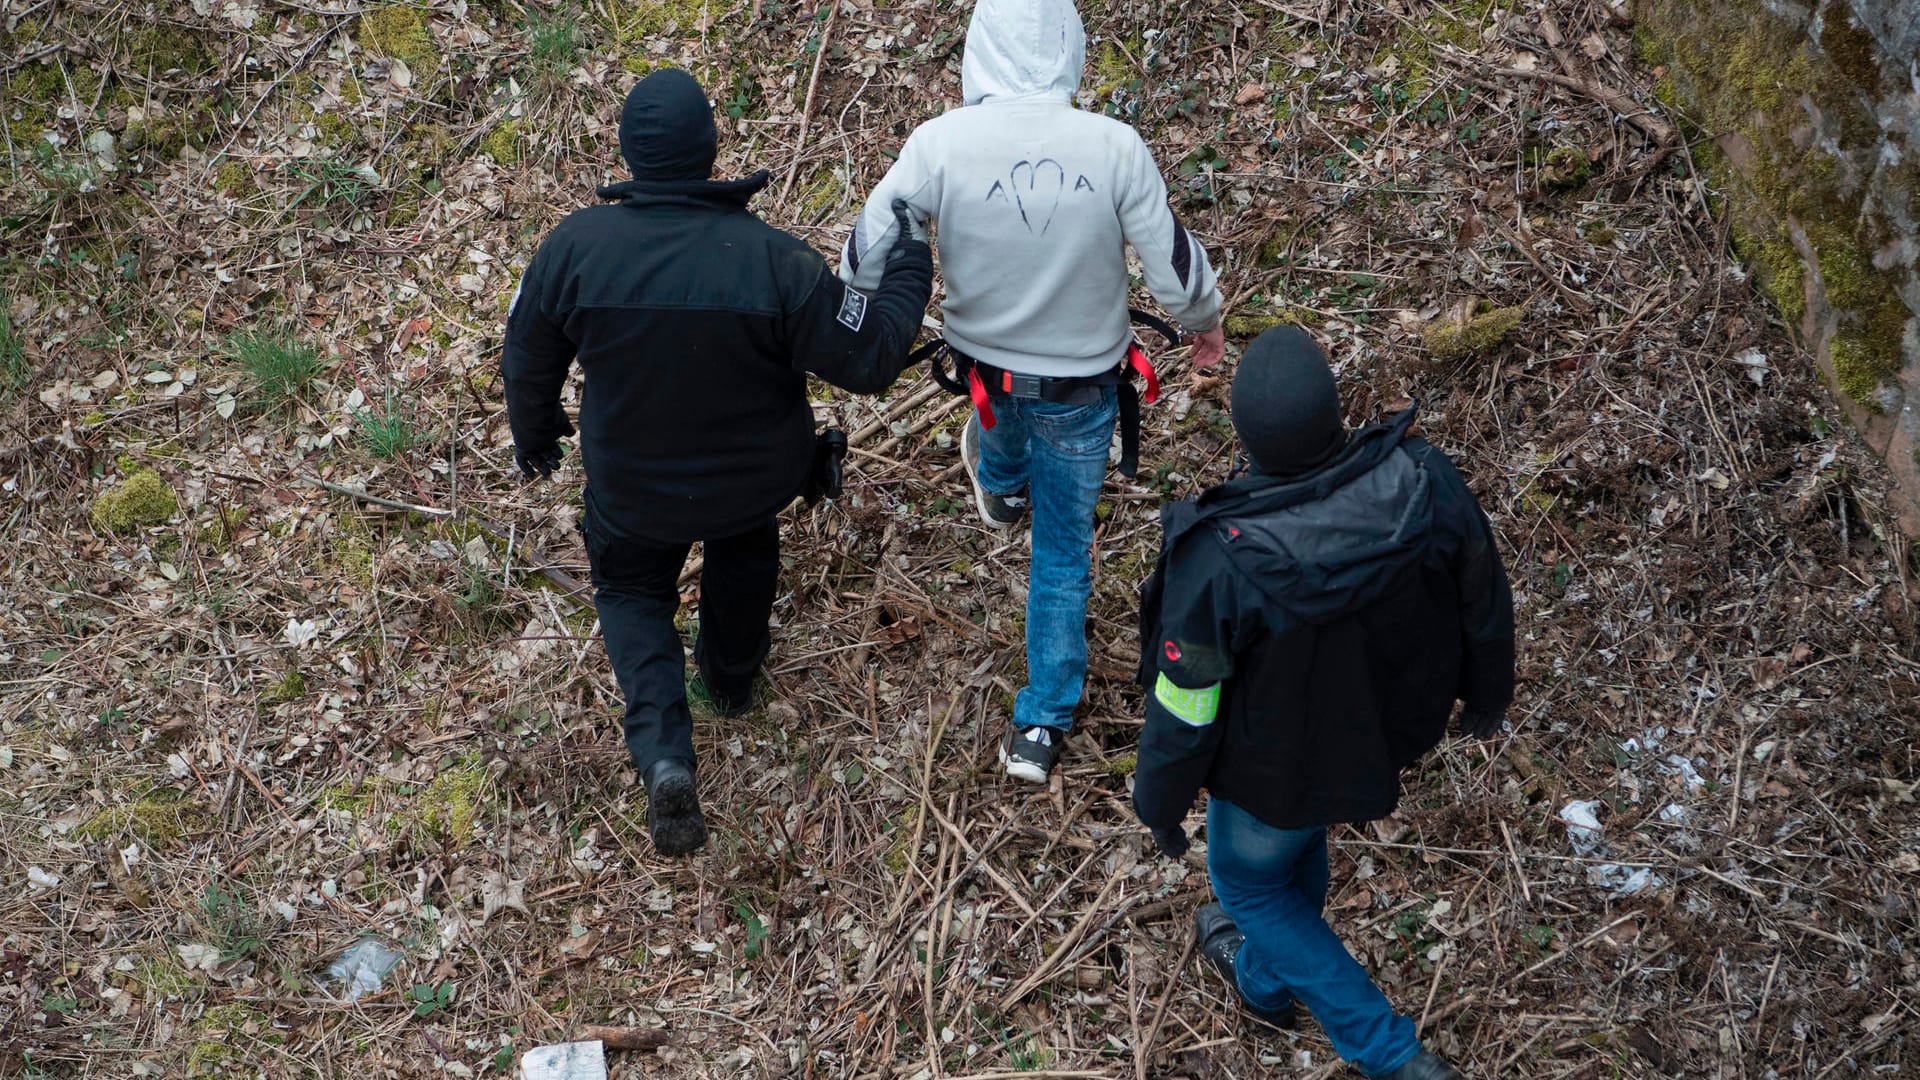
1381, 1050, 1463, 1080
998, 724, 1062, 783
961, 414, 1028, 530
641, 758, 707, 856
1195, 902, 1297, 1029
688, 671, 754, 718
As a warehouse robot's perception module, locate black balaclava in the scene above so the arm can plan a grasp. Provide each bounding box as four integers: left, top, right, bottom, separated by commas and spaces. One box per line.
619, 68, 717, 181
1230, 325, 1348, 478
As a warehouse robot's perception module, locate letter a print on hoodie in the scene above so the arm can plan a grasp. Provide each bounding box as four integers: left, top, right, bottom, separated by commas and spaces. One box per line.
840, 0, 1222, 379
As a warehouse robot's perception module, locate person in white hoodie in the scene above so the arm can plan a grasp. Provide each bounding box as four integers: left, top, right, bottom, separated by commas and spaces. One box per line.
841, 0, 1226, 783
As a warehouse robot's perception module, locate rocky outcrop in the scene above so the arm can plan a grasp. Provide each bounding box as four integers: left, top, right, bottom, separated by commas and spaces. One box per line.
1635, 0, 1919, 531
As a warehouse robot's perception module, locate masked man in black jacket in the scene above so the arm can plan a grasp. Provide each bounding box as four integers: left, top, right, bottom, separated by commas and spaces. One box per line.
1131, 327, 1513, 1079
504, 69, 934, 856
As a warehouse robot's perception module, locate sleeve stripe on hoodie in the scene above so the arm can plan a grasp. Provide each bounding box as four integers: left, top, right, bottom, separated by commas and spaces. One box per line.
1169, 212, 1192, 289
846, 221, 863, 276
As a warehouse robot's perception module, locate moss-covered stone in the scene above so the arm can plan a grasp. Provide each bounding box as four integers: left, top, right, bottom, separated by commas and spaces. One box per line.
1224, 312, 1300, 339
91, 465, 179, 533
1540, 146, 1593, 193
1634, 0, 1916, 422
1423, 302, 1524, 359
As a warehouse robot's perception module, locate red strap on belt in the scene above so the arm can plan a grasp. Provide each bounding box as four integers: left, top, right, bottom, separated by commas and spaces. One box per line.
968, 366, 996, 429
1127, 344, 1159, 405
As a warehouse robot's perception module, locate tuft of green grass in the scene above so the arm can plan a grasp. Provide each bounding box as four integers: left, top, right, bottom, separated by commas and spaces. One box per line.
199, 882, 268, 962
224, 327, 324, 410
357, 393, 420, 459
526, 10, 584, 83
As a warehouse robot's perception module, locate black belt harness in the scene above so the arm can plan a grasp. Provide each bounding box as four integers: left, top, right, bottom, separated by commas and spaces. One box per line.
916, 309, 1180, 478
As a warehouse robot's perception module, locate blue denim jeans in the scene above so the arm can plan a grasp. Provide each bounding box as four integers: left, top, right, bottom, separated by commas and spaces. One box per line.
1207, 797, 1423, 1076
973, 387, 1117, 732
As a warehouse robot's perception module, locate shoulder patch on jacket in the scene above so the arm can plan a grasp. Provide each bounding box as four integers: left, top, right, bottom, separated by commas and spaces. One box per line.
1154, 672, 1219, 726
836, 289, 868, 331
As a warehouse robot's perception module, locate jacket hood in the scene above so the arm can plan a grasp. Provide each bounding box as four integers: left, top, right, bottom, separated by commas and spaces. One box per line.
596, 169, 771, 208
1175, 408, 1433, 626
962, 0, 1086, 105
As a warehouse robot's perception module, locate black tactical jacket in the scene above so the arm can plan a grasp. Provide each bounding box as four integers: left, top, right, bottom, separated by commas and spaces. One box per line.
1132, 410, 1516, 832
503, 171, 932, 542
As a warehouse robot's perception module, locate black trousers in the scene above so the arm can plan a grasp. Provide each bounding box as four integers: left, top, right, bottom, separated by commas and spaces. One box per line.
582, 514, 778, 775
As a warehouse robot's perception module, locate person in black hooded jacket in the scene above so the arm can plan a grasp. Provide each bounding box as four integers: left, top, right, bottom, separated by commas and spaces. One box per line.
503, 68, 933, 857
1129, 327, 1513, 1080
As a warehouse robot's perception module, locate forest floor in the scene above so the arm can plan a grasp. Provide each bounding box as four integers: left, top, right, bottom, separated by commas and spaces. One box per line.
3, 0, 1918, 1076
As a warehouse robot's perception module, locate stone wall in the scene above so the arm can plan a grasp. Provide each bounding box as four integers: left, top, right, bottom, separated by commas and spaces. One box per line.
1634, 0, 1920, 532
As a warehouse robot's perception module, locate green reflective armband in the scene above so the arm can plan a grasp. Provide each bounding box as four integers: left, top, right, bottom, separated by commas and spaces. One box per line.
1154, 672, 1220, 727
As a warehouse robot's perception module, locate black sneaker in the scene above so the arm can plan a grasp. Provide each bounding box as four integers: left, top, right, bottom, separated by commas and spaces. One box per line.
641, 758, 707, 856
998, 724, 1061, 783
688, 671, 754, 718
1195, 902, 1297, 1029
961, 414, 1028, 529
1382, 1050, 1463, 1080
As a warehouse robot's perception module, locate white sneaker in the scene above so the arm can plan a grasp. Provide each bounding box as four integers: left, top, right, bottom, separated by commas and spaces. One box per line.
999, 725, 1060, 784
961, 414, 1028, 530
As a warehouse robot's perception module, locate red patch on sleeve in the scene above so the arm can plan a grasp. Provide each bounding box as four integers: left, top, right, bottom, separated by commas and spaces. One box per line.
1164, 640, 1182, 662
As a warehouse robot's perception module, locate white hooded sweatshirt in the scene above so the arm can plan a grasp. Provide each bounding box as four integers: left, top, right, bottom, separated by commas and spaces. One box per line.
839, 0, 1222, 379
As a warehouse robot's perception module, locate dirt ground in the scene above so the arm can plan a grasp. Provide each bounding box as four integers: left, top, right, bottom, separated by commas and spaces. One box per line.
3, 0, 1917, 1077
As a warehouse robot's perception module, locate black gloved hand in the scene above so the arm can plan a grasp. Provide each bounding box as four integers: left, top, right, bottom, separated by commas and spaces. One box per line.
1461, 705, 1508, 740
886, 198, 930, 267
801, 428, 847, 505
1150, 825, 1190, 859
516, 442, 564, 480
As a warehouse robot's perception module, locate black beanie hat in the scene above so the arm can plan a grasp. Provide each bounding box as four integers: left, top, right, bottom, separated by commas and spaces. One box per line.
1230, 326, 1348, 477
619, 68, 717, 181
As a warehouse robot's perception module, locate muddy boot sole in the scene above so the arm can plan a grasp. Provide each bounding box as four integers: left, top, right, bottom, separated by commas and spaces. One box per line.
646, 769, 708, 857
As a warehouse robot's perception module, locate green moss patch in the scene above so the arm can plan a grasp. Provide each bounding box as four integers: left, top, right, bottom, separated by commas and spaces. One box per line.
77, 789, 209, 847
416, 759, 492, 843
359, 6, 440, 71
91, 465, 179, 533
1423, 302, 1524, 359
479, 120, 522, 165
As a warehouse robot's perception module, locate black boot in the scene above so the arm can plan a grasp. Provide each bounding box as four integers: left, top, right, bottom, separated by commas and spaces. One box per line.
1195, 902, 1297, 1029
1381, 1050, 1463, 1079
641, 758, 707, 856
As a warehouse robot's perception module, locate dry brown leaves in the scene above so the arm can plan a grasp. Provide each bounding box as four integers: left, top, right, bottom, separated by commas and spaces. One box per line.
1, 0, 1916, 1077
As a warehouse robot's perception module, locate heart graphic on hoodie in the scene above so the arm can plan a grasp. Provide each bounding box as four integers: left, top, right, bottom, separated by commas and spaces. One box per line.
1009, 158, 1065, 234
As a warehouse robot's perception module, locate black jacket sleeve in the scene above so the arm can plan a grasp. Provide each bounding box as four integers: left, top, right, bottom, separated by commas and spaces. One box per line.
502, 241, 578, 451
779, 234, 933, 395
1132, 533, 1251, 832
1439, 456, 1515, 714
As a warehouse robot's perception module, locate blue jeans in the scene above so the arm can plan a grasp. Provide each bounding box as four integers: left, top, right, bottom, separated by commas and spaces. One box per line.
973, 387, 1117, 732
1207, 798, 1423, 1076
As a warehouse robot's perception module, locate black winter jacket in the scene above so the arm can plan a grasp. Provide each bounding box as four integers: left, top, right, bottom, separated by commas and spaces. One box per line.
503, 171, 933, 543
1131, 409, 1515, 833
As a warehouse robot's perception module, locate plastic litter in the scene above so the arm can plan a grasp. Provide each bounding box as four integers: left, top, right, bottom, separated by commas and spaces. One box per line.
318, 937, 406, 1002
520, 1041, 607, 1080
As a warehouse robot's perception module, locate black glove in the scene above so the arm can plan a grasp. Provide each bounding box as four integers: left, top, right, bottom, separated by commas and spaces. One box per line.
1150, 825, 1190, 859
516, 442, 564, 480
1461, 705, 1507, 740
801, 428, 847, 505
886, 198, 930, 267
